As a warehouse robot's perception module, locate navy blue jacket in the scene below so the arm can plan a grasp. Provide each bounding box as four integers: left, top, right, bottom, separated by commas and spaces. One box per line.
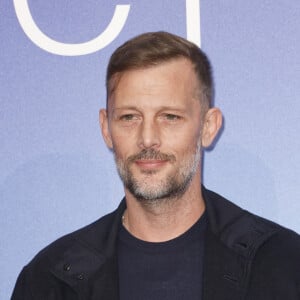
12, 187, 300, 299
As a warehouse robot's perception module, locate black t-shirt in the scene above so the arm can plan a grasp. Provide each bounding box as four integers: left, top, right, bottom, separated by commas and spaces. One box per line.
118, 212, 206, 300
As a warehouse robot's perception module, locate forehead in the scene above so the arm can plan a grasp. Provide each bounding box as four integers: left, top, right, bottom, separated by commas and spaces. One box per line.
108, 58, 200, 109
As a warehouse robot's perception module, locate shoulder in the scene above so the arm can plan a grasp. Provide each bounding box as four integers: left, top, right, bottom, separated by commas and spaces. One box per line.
247, 221, 300, 298
204, 187, 300, 297
203, 186, 300, 247
204, 186, 300, 264
12, 200, 125, 298
251, 218, 300, 268
30, 200, 124, 267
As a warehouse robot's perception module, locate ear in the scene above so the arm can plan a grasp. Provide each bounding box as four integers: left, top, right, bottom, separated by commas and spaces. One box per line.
201, 107, 223, 148
99, 109, 113, 149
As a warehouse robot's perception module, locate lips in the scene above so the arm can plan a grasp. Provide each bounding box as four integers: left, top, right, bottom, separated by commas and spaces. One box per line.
135, 159, 168, 169
128, 149, 176, 164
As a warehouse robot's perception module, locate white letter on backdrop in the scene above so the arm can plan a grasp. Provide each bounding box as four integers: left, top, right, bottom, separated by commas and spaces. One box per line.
13, 0, 130, 56
186, 0, 201, 47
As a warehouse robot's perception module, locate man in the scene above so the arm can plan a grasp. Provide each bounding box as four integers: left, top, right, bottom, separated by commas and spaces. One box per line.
12, 31, 300, 299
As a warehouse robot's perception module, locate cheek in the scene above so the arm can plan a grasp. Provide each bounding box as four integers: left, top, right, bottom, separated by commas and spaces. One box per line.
111, 134, 135, 160
165, 128, 201, 151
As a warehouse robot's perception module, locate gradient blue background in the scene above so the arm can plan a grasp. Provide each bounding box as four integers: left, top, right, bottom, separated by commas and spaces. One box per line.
1, 1, 299, 298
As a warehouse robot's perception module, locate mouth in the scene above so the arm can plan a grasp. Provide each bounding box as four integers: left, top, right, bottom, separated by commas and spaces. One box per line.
135, 159, 169, 170
127, 149, 176, 172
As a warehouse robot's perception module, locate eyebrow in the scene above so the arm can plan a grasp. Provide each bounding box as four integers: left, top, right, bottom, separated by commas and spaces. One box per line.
112, 106, 187, 113
112, 106, 139, 111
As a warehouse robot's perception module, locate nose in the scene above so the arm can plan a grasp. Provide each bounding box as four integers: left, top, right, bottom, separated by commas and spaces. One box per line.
138, 118, 161, 149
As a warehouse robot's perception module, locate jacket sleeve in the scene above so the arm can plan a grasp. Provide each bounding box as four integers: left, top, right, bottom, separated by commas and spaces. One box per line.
11, 267, 34, 300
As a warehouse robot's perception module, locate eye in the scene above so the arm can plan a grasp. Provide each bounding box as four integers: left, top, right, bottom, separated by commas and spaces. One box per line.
120, 114, 137, 121
164, 114, 182, 121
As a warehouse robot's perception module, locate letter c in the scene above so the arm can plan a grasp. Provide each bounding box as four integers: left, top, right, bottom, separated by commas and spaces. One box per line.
13, 1, 130, 56
186, 0, 201, 47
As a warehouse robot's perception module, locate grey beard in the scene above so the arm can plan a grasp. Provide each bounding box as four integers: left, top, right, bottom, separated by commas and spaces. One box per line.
123, 169, 194, 202
114, 147, 201, 203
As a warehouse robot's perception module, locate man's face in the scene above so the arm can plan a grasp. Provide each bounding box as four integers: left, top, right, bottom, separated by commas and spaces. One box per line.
103, 58, 205, 202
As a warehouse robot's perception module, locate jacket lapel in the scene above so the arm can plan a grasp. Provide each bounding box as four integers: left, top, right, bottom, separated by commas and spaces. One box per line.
202, 229, 246, 300
50, 200, 126, 299
202, 187, 277, 300
51, 242, 119, 300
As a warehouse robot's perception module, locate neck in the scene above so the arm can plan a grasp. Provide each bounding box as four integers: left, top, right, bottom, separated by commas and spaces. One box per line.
123, 173, 205, 242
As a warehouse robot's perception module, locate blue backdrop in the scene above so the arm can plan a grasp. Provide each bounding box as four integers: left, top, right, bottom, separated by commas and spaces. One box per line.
1, 1, 299, 298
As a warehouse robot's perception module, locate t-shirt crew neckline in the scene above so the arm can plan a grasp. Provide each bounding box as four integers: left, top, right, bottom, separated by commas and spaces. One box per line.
118, 211, 207, 253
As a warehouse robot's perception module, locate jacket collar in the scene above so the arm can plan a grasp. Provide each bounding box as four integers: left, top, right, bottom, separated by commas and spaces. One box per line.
202, 187, 277, 258
50, 200, 126, 298
202, 187, 277, 299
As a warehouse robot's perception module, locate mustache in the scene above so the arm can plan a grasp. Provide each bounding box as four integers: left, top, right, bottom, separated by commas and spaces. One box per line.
127, 149, 176, 163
